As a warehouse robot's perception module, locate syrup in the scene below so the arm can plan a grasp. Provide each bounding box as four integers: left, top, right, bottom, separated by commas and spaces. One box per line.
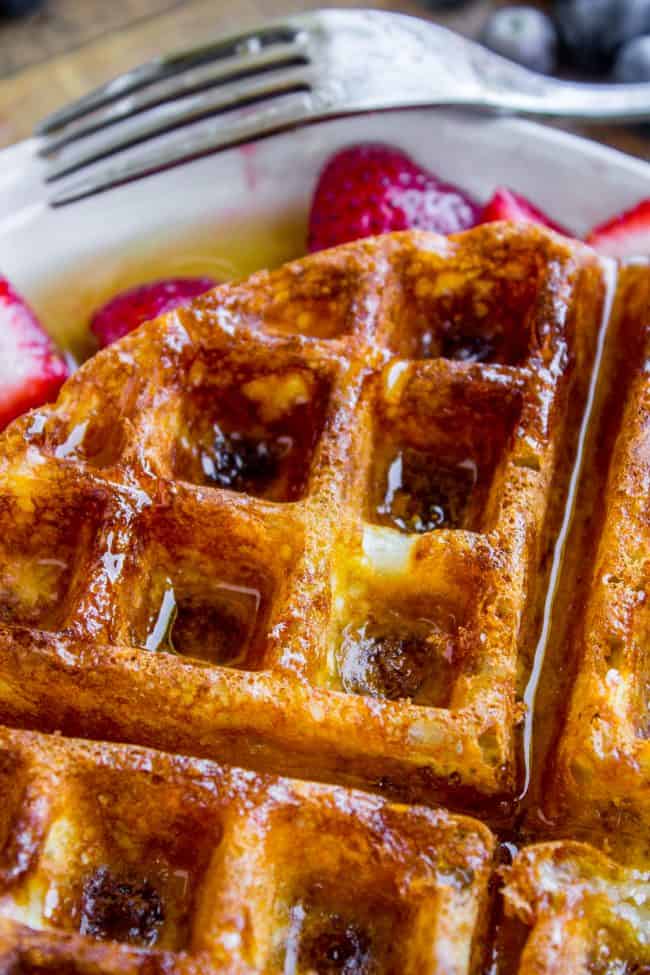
297, 914, 372, 975
143, 582, 177, 653
413, 327, 499, 363
28, 215, 304, 364
337, 615, 454, 706
441, 331, 497, 363
374, 448, 478, 533
174, 374, 329, 503
143, 579, 264, 669
282, 900, 388, 975
171, 582, 262, 667
200, 426, 293, 495
80, 867, 164, 947
520, 258, 618, 797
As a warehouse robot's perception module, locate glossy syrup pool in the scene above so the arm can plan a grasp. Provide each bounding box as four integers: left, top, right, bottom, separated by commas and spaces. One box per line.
281, 894, 404, 975
289, 908, 373, 975
140, 576, 266, 669
173, 371, 331, 503
200, 426, 293, 494
337, 612, 456, 707
80, 866, 164, 947
372, 446, 479, 533
27, 215, 305, 365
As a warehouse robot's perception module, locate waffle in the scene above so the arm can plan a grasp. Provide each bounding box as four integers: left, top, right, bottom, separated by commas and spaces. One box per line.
503, 841, 650, 972
0, 224, 605, 805
542, 264, 650, 858
0, 726, 495, 974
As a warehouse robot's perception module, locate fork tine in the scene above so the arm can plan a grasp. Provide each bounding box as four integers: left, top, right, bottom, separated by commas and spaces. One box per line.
40, 41, 310, 157
48, 91, 319, 206
43, 65, 313, 182
36, 23, 302, 136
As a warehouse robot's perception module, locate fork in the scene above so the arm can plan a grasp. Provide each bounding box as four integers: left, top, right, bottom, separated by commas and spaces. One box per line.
37, 8, 650, 207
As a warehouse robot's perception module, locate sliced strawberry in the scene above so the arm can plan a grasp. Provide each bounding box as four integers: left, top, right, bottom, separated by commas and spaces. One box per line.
307, 144, 480, 252
586, 199, 650, 259
91, 277, 217, 348
480, 187, 571, 236
0, 277, 68, 430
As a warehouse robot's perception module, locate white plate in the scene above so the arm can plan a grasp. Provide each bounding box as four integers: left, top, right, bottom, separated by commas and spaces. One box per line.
1, 110, 649, 357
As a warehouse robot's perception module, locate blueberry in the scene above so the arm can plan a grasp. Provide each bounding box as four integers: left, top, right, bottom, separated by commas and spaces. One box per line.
0, 0, 44, 15
480, 7, 558, 75
613, 34, 650, 80
554, 0, 650, 73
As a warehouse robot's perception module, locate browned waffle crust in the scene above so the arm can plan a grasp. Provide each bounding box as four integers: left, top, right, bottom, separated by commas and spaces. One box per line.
0, 727, 495, 973
0, 224, 648, 973
0, 225, 605, 805
542, 264, 650, 858
503, 842, 650, 971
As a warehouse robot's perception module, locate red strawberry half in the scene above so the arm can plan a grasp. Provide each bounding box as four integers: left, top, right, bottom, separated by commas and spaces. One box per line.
0, 277, 69, 431
307, 144, 480, 252
480, 187, 571, 236
586, 199, 650, 259
91, 276, 217, 348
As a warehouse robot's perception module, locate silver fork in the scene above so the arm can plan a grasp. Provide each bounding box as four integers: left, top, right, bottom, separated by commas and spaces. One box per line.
37, 8, 650, 207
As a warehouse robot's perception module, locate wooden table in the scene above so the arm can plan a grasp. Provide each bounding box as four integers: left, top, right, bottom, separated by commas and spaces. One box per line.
0, 0, 648, 161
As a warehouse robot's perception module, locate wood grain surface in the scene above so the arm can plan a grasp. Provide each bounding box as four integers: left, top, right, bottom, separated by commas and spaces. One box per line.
0, 0, 648, 160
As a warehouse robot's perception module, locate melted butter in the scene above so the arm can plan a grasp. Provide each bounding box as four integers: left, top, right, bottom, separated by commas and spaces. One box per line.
29, 215, 305, 362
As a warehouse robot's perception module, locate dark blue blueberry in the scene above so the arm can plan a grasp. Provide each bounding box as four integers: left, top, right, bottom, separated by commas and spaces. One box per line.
480, 6, 558, 75
613, 34, 650, 80
554, 0, 650, 73
0, 0, 44, 15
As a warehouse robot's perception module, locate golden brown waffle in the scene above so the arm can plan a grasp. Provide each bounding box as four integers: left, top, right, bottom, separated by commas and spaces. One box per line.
0, 726, 495, 974
4, 223, 650, 970
503, 842, 650, 973
0, 225, 605, 806
541, 265, 650, 859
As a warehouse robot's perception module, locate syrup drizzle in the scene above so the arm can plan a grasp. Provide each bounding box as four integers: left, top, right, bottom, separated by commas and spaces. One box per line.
519, 257, 618, 799
144, 583, 177, 653
283, 902, 305, 975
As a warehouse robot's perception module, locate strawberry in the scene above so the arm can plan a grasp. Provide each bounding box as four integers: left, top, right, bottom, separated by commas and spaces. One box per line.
91, 277, 216, 348
586, 198, 650, 259
0, 277, 68, 431
307, 144, 480, 252
480, 187, 571, 236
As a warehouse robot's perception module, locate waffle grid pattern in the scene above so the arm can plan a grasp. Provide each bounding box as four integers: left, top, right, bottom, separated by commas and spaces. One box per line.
0, 226, 648, 973
0, 226, 605, 803
0, 727, 495, 974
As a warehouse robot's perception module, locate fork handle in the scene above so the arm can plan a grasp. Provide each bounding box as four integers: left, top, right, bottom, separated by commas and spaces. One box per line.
356, 16, 650, 124
466, 50, 650, 123
487, 77, 650, 124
